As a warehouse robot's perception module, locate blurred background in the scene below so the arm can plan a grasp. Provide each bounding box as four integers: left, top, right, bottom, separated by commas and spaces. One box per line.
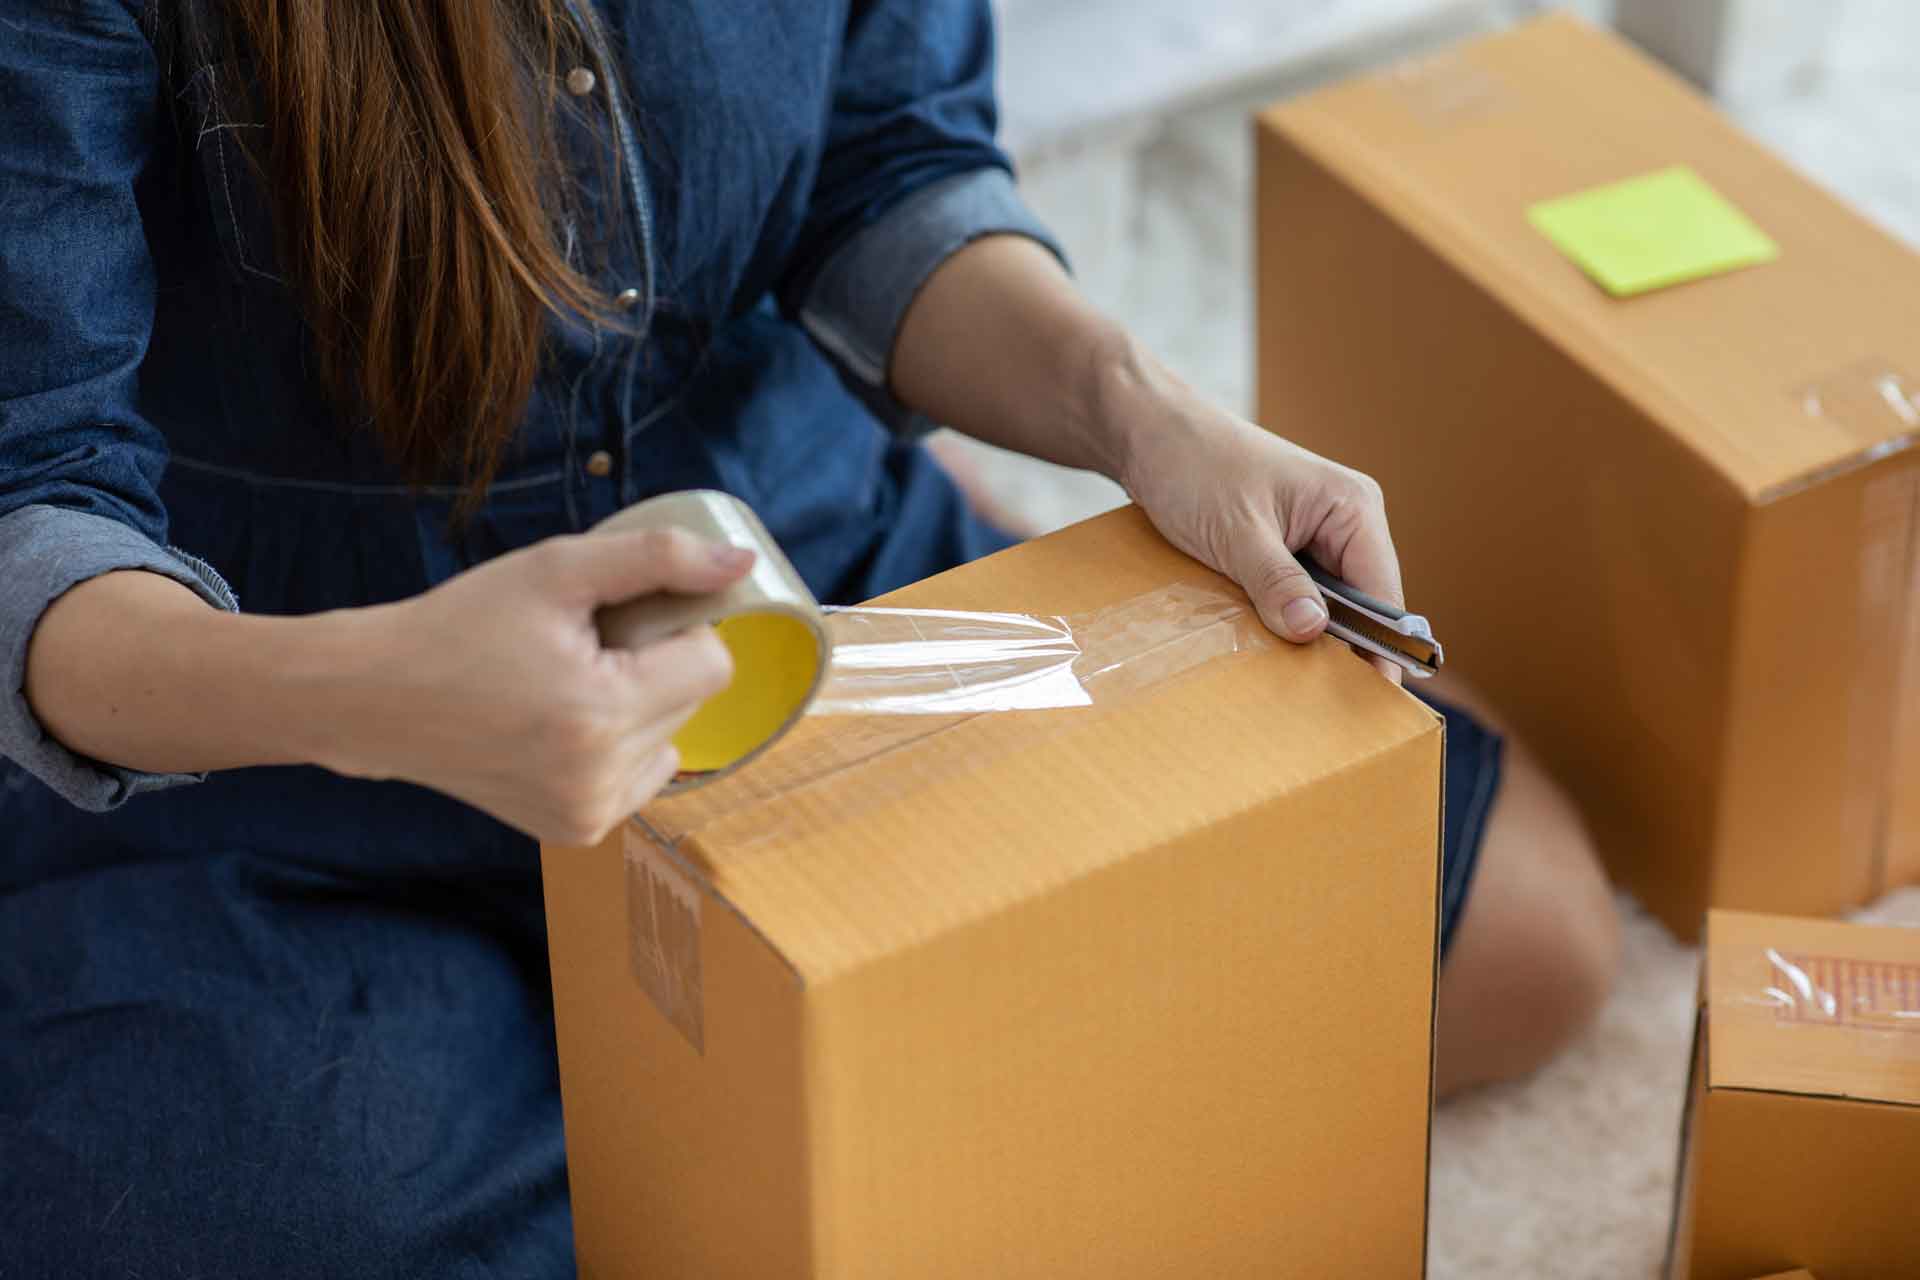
950, 0, 1920, 531
963, 7, 1920, 1275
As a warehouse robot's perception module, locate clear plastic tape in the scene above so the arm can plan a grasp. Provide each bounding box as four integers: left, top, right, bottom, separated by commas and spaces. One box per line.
1797, 359, 1920, 445
1734, 947, 1920, 1033
810, 581, 1271, 717
639, 581, 1276, 845
1780, 369, 1920, 894
592, 491, 1279, 793
1857, 471, 1920, 893
1379, 49, 1510, 129
811, 607, 1088, 715
625, 582, 1283, 1034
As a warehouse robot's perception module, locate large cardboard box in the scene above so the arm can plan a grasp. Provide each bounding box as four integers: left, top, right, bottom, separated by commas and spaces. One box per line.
1256, 12, 1920, 939
541, 508, 1445, 1278
1667, 911, 1920, 1280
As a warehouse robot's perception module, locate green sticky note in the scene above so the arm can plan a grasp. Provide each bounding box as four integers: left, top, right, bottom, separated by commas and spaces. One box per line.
1526, 165, 1779, 297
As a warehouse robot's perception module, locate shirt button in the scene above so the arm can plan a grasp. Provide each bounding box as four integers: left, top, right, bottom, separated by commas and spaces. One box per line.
585, 450, 614, 478
565, 66, 597, 96
615, 287, 643, 310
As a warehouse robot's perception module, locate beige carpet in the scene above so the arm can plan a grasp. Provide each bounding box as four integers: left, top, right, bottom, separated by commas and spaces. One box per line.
965, 7, 1920, 1274
1428, 886, 1920, 1278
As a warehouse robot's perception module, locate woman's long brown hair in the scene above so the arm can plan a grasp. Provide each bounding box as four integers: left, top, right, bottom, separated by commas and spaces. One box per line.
205, 0, 628, 504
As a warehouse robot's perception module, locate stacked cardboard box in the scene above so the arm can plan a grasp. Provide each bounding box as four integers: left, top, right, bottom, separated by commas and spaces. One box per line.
1256, 13, 1920, 938
542, 509, 1447, 1278
1668, 911, 1920, 1279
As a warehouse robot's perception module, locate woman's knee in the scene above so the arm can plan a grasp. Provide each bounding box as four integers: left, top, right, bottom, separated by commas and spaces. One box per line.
1437, 736, 1620, 1091
1508, 757, 1619, 1018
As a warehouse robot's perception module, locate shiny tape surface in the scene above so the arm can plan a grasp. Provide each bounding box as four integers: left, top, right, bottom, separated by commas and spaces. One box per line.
618, 578, 1294, 1042
594, 490, 829, 792
637, 580, 1278, 848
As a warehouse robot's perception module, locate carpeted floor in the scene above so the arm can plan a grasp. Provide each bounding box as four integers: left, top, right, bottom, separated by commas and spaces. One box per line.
1427, 887, 1920, 1278
965, 5, 1920, 1274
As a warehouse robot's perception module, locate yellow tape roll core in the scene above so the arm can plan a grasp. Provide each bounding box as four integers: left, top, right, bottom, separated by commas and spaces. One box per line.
593, 490, 831, 792
673, 611, 825, 775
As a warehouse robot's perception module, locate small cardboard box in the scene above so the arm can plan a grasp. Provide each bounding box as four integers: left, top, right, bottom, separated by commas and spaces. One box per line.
541, 508, 1445, 1278
1255, 12, 1920, 939
1667, 911, 1920, 1279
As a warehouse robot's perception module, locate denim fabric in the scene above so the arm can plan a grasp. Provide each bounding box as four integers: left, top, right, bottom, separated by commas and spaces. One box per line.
0, 0, 1064, 810
802, 168, 1058, 435
0, 6, 1504, 1274
0, 1, 1049, 1273
0, 506, 238, 809
1417, 692, 1506, 958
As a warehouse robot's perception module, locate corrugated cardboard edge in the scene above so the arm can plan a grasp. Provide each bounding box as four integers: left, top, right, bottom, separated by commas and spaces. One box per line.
1662, 1003, 1708, 1280
652, 635, 1444, 985
637, 685, 1443, 984
1875, 471, 1920, 895
791, 691, 1449, 1279
1666, 920, 1920, 1275
628, 814, 806, 1019
1421, 696, 1444, 1280
1258, 12, 1915, 506
613, 686, 1444, 1273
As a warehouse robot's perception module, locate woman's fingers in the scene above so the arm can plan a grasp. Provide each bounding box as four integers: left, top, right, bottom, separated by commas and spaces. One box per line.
1305, 467, 1403, 613
542, 528, 755, 610
625, 744, 683, 815
1225, 518, 1330, 644
610, 624, 735, 720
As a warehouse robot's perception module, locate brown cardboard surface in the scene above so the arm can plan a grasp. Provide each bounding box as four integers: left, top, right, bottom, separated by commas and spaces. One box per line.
1886, 478, 1920, 889
1704, 910, 1920, 1105
1666, 912, 1920, 1280
1256, 13, 1920, 937
543, 507, 1445, 1278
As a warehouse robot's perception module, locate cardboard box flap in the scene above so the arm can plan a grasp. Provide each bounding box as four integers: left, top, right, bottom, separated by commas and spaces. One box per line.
1706, 910, 1920, 1106
1261, 12, 1920, 500
635, 509, 1441, 985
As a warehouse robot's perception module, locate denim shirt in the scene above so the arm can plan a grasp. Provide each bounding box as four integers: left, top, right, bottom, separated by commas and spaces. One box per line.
0, 0, 1060, 824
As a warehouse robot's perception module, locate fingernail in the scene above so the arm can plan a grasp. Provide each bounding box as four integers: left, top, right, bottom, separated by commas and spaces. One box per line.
710, 543, 754, 569
1281, 596, 1328, 639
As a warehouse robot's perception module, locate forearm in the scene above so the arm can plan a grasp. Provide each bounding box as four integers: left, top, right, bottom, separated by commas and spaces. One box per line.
890, 234, 1186, 487
24, 570, 381, 776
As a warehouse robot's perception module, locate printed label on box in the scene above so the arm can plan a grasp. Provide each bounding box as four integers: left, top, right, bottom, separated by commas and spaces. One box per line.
1766, 950, 1920, 1035
625, 824, 705, 1053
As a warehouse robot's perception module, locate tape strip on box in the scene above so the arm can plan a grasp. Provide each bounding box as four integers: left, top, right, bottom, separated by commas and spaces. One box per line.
1381, 50, 1511, 129
593, 492, 1250, 793
1789, 366, 1920, 896
1756, 949, 1920, 1035
622, 580, 1281, 1046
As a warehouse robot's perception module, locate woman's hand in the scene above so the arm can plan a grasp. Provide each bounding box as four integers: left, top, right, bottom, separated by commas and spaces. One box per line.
25, 527, 748, 841
890, 235, 1404, 680
320, 529, 752, 842
1098, 337, 1406, 682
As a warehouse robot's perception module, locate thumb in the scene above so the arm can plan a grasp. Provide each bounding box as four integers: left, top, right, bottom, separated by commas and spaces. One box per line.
546, 528, 756, 608
1234, 530, 1329, 644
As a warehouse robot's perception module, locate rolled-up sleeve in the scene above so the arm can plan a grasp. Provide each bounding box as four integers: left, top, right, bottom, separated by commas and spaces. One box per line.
0, 0, 239, 810
780, 0, 1068, 435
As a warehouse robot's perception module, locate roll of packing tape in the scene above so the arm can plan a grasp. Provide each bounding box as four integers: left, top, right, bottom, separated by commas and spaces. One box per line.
593, 490, 829, 792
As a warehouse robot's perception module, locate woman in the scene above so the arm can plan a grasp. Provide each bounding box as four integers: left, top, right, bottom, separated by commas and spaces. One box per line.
0, 0, 1618, 1272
